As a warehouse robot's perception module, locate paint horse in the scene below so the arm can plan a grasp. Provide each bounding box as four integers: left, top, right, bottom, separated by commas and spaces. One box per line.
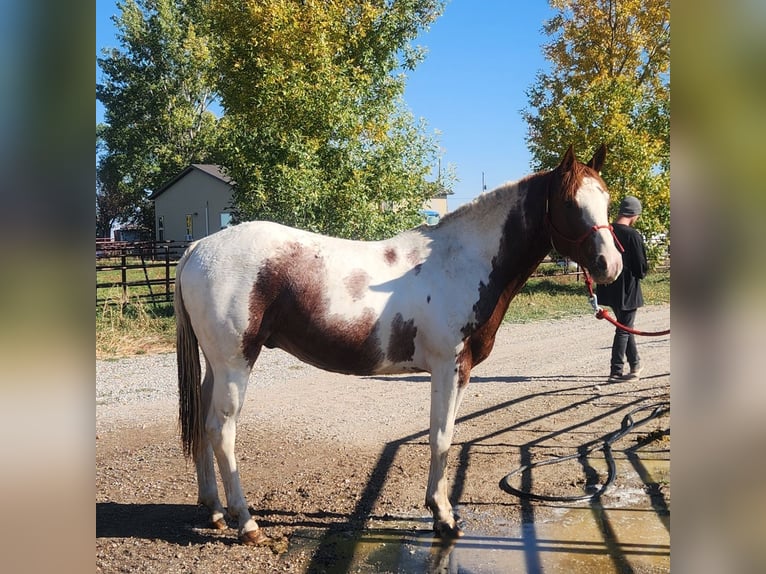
175, 145, 623, 544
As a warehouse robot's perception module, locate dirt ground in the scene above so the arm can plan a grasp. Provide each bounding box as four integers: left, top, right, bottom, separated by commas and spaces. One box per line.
96, 305, 670, 573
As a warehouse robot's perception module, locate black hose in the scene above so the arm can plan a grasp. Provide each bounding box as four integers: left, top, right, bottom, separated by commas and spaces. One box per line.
499, 402, 670, 502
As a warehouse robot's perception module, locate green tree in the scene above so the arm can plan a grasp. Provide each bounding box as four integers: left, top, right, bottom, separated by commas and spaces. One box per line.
96, 0, 220, 236
209, 0, 449, 240
97, 128, 131, 238
524, 0, 670, 263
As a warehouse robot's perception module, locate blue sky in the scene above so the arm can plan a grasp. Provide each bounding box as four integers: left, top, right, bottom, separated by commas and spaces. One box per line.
97, 0, 554, 209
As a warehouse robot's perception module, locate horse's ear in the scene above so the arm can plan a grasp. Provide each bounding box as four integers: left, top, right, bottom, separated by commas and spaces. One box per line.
587, 144, 607, 173
558, 145, 576, 172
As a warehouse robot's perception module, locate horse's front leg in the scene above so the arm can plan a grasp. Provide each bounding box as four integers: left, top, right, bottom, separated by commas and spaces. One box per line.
426, 362, 468, 538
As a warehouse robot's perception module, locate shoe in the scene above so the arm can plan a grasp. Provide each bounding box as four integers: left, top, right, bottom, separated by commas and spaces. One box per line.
607, 371, 623, 383
621, 364, 644, 381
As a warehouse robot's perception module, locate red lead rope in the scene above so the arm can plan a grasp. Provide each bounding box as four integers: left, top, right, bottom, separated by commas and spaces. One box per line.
584, 273, 670, 337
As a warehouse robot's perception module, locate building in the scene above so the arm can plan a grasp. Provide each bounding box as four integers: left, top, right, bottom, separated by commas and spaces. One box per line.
422, 192, 449, 225
150, 164, 450, 241
149, 164, 234, 242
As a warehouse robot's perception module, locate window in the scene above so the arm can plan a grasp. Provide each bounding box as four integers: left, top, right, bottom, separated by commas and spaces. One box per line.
158, 216, 164, 241
185, 214, 193, 241
220, 212, 233, 229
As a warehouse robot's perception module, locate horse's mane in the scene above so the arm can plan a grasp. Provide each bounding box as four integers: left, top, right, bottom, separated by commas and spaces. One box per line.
435, 169, 546, 227
436, 177, 524, 227
432, 159, 597, 229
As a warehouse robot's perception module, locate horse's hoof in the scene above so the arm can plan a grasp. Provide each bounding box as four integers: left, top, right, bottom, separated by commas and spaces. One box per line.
239, 528, 271, 546
434, 521, 464, 539
211, 517, 227, 530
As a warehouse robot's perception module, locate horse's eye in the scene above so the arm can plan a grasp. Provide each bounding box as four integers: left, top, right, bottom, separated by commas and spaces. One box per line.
564, 200, 575, 208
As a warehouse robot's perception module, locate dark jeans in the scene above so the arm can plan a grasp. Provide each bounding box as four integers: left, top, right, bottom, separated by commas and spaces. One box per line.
610, 308, 640, 374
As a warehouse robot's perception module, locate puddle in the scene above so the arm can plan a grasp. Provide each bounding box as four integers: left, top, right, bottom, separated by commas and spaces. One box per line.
399, 506, 669, 574
285, 459, 670, 573
286, 505, 669, 573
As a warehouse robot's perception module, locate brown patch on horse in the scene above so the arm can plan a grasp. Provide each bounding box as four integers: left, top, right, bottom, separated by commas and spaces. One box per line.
455, 345, 473, 388
384, 247, 398, 265
387, 313, 417, 363
344, 269, 370, 301
461, 176, 553, 367
464, 151, 606, 360
242, 242, 384, 374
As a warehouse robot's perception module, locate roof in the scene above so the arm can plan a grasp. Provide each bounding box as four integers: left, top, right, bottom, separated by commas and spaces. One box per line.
149, 164, 233, 200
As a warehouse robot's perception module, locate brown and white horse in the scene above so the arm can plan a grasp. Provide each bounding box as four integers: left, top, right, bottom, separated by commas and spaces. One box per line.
175, 145, 622, 543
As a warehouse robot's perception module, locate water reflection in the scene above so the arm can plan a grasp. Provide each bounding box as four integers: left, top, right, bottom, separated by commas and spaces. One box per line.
287, 498, 670, 573
398, 508, 669, 573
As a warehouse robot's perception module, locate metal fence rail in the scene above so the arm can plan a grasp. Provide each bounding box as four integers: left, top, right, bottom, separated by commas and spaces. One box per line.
96, 240, 189, 306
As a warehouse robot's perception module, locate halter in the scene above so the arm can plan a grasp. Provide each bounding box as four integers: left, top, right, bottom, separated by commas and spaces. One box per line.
546, 213, 625, 255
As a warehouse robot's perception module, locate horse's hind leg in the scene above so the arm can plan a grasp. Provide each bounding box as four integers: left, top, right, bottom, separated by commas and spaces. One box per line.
195, 359, 226, 529
207, 361, 268, 545
196, 443, 226, 529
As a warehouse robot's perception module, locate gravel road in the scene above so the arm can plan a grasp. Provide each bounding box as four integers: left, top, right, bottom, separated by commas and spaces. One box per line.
97, 304, 670, 573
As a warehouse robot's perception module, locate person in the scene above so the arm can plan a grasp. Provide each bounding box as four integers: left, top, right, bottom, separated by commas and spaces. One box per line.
596, 195, 649, 382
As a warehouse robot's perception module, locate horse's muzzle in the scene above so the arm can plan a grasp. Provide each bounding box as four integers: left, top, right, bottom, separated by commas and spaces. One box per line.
590, 253, 623, 284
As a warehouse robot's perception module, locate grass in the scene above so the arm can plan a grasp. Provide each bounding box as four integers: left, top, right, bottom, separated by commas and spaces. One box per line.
96, 298, 176, 359
505, 268, 670, 324
95, 269, 670, 359
96, 255, 176, 302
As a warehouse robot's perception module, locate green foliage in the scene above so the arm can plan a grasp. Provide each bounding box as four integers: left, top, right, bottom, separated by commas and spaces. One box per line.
524, 0, 670, 264
208, 0, 449, 239
97, 127, 138, 237
97, 0, 450, 241
96, 0, 221, 235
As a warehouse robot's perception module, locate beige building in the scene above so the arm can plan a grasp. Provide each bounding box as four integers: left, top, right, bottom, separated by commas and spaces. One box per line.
423, 194, 449, 224
150, 164, 450, 241
149, 164, 234, 242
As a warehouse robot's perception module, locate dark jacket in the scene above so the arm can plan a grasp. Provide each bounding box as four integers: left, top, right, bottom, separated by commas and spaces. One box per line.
596, 223, 648, 310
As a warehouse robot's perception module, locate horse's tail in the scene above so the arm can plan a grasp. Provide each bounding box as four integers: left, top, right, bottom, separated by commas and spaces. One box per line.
175, 243, 203, 461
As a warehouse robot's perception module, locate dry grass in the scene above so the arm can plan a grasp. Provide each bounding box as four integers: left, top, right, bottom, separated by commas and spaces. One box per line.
96, 298, 176, 359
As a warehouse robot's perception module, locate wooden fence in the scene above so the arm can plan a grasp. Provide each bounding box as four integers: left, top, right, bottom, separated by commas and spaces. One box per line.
96, 240, 189, 306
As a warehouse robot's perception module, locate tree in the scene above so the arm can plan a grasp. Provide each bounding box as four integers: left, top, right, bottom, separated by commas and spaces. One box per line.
97, 130, 128, 238
96, 0, 220, 236
208, 0, 449, 240
523, 0, 670, 263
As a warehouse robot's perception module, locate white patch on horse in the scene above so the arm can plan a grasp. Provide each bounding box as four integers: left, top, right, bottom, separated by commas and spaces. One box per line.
574, 176, 624, 280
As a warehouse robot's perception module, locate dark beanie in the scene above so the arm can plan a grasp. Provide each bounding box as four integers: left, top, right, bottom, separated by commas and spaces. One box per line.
619, 195, 642, 216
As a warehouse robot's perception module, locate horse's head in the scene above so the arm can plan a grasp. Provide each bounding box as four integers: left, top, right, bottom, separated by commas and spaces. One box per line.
546, 144, 623, 284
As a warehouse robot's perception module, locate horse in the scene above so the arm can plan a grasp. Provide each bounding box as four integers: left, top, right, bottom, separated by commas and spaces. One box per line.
174, 144, 623, 544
